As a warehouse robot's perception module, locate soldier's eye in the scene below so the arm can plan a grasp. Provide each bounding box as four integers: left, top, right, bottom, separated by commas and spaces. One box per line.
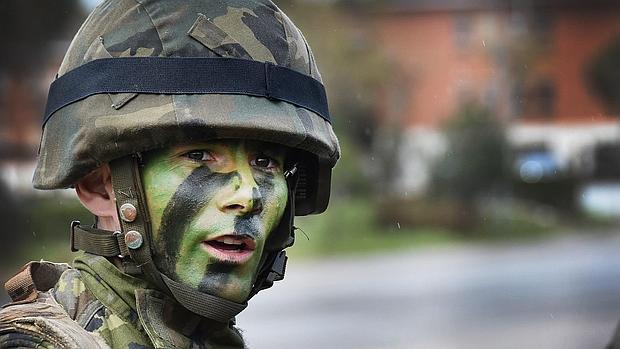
184, 150, 215, 162
251, 155, 279, 170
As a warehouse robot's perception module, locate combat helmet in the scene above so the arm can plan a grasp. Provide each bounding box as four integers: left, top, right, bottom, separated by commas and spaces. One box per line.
34, 0, 340, 322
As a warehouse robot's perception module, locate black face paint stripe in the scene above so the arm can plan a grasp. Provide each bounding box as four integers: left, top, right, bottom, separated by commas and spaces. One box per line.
199, 263, 236, 295
231, 174, 277, 241
233, 215, 261, 240
156, 165, 234, 274
254, 172, 276, 212
254, 171, 289, 251
251, 187, 263, 212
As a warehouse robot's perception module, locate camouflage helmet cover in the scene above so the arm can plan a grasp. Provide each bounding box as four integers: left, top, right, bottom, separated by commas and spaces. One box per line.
33, 0, 340, 214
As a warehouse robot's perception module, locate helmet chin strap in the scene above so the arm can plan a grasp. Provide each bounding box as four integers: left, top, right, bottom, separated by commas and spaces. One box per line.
70, 154, 297, 322
247, 163, 298, 299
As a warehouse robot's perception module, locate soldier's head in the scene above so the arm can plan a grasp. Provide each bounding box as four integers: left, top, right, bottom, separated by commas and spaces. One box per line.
75, 140, 290, 303
35, 0, 339, 321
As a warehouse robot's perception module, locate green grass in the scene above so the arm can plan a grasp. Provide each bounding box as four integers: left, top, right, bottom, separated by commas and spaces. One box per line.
8, 195, 605, 270
288, 198, 460, 259
2, 195, 87, 277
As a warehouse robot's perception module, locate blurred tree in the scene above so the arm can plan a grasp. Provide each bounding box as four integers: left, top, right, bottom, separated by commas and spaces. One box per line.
587, 36, 620, 116
284, 2, 385, 145
0, 0, 86, 159
279, 1, 390, 198
0, 180, 25, 268
0, 0, 85, 75
431, 103, 509, 227
370, 64, 410, 196
330, 135, 372, 198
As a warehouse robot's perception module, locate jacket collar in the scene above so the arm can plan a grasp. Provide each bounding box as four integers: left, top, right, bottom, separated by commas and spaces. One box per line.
74, 253, 245, 348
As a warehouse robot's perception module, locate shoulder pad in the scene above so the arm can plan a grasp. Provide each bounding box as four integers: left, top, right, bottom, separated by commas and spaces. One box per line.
4, 261, 70, 303
0, 292, 110, 348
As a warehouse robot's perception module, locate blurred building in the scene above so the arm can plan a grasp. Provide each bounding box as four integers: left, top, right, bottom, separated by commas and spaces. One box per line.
0, 0, 86, 194
3, 0, 620, 207
0, 41, 70, 194
374, 0, 620, 196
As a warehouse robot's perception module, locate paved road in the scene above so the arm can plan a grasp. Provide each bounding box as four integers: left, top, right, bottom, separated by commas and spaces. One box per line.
237, 232, 620, 349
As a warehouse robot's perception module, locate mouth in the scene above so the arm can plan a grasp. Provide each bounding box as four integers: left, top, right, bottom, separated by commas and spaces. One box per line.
201, 234, 257, 264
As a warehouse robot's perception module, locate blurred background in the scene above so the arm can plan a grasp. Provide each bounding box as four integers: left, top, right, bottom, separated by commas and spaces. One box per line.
2, 0, 620, 348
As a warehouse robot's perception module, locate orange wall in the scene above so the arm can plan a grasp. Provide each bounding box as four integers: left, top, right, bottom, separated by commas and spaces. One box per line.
376, 11, 502, 127
376, 8, 620, 127
548, 10, 620, 122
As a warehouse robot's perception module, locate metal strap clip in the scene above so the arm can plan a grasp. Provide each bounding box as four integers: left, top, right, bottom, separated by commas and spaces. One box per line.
264, 61, 275, 100
114, 231, 130, 258
70, 220, 81, 252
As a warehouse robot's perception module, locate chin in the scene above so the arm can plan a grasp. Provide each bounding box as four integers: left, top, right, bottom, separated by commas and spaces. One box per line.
198, 273, 253, 303
215, 282, 252, 303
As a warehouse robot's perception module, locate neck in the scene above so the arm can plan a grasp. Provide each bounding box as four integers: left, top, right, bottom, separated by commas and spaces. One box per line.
97, 215, 120, 231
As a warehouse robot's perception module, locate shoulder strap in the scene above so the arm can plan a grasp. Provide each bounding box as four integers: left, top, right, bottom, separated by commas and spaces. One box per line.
4, 261, 70, 303
0, 292, 110, 349
70, 222, 130, 257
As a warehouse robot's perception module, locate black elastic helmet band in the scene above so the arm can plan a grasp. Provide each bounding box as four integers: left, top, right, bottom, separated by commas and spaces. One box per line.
43, 57, 331, 127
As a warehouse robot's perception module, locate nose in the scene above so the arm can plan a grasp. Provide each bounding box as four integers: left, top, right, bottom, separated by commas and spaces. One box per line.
217, 171, 263, 215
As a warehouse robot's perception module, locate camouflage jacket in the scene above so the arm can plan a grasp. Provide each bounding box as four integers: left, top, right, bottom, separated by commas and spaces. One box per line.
0, 254, 246, 349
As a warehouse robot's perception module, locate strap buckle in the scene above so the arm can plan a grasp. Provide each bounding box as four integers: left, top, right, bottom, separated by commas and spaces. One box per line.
284, 163, 298, 179
249, 250, 288, 298
70, 220, 81, 252
264, 61, 275, 100
114, 231, 130, 258
266, 250, 287, 283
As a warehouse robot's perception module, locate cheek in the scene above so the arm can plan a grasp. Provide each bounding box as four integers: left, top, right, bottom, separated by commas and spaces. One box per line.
142, 163, 189, 236
260, 176, 288, 230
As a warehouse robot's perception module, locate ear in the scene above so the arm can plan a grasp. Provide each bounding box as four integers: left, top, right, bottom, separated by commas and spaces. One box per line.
75, 164, 120, 231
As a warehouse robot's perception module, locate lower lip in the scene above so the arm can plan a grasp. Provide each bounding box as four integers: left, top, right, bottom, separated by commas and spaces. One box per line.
201, 242, 255, 264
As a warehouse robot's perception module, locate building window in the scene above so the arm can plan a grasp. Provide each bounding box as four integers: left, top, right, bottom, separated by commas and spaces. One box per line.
530, 11, 553, 49
454, 13, 473, 50
523, 79, 556, 117
511, 10, 553, 51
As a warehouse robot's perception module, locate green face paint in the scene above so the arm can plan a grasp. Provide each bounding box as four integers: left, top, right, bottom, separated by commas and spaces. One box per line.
141, 140, 288, 303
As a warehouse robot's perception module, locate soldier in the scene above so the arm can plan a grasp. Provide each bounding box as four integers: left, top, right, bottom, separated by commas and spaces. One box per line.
0, 0, 339, 348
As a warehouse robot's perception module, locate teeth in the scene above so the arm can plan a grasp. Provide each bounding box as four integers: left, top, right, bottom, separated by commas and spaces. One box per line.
221, 237, 240, 245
